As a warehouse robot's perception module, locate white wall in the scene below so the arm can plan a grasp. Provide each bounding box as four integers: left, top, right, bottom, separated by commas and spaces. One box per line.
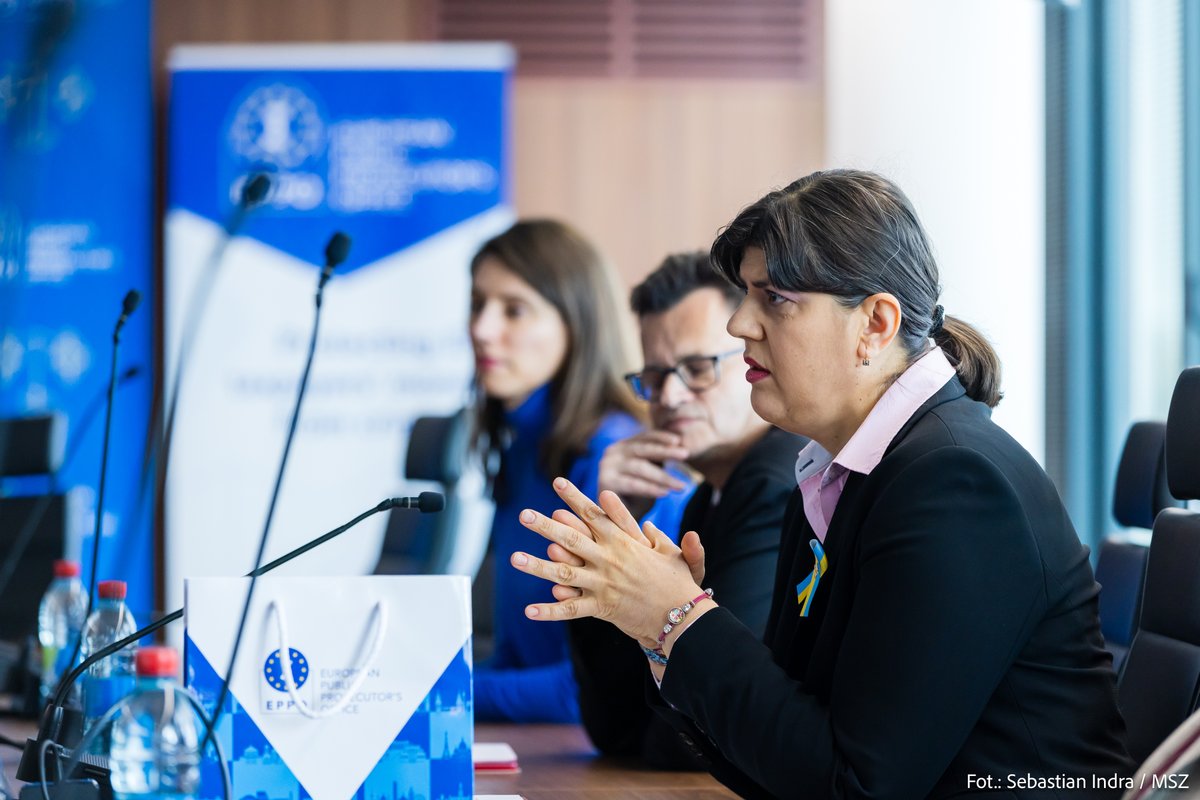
825, 0, 1046, 460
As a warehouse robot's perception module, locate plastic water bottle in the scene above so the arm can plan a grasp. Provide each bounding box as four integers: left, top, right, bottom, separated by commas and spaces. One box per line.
36, 560, 87, 704
109, 646, 202, 800
81, 580, 138, 736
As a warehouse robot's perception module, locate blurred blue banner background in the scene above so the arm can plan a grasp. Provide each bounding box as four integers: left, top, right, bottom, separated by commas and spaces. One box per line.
0, 0, 154, 620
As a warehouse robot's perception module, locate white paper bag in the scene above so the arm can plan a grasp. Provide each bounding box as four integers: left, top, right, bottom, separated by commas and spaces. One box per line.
185, 575, 473, 800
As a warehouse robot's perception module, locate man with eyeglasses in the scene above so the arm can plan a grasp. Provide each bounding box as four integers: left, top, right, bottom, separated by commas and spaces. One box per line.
569, 250, 806, 769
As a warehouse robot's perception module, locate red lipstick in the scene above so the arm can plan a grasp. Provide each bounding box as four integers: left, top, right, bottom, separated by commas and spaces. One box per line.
744, 355, 770, 384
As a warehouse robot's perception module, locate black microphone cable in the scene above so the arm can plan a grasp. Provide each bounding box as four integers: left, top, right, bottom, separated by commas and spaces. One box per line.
200, 231, 351, 752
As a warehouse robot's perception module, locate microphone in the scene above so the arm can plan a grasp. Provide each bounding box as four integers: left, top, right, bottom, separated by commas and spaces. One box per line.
16, 493, 442, 783
239, 172, 272, 209
202, 231, 351, 751
393, 491, 445, 513
114, 289, 141, 336
319, 231, 351, 292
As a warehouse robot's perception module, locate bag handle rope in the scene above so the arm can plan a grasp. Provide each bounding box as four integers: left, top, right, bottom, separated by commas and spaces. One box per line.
267, 598, 389, 719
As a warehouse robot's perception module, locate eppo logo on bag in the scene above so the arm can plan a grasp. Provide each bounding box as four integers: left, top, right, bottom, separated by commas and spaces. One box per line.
186, 575, 475, 800
261, 647, 312, 713
257, 598, 389, 719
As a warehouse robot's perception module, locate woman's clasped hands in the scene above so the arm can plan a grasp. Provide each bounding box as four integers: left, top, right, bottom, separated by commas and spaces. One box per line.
511, 477, 709, 654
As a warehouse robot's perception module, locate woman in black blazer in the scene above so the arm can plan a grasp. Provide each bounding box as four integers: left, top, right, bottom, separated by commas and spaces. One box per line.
508, 170, 1133, 798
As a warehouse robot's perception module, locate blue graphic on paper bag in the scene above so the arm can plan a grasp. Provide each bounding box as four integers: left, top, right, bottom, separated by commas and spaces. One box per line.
170, 64, 508, 272
263, 648, 309, 691
185, 634, 474, 800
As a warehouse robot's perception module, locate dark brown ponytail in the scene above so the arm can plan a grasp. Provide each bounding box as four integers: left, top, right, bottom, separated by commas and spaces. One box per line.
934, 315, 1003, 408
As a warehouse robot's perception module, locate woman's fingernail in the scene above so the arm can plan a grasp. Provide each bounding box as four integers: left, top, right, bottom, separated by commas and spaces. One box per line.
553, 477, 567, 489
526, 606, 540, 618
512, 552, 528, 566
520, 509, 535, 524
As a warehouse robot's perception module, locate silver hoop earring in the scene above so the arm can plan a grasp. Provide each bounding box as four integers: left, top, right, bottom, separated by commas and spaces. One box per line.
862, 358, 871, 366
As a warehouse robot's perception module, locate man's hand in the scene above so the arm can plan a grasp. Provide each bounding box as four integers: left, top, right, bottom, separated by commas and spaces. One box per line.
598, 431, 690, 519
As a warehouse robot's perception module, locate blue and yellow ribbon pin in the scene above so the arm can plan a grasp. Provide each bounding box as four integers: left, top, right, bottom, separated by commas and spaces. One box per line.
795, 539, 828, 617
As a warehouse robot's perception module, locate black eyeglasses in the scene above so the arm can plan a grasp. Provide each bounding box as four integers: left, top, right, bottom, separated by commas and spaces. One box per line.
624, 349, 743, 401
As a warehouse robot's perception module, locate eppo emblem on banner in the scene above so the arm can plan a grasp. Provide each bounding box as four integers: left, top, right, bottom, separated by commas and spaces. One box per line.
185, 575, 473, 800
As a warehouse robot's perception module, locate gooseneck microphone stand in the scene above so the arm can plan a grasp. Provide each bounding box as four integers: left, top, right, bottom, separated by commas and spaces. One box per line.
150, 173, 273, 528
60, 291, 141, 681
16, 491, 443, 784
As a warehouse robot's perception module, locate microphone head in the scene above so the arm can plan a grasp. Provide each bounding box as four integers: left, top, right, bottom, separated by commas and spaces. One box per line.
122, 289, 142, 317
241, 172, 272, 207
417, 491, 445, 513
324, 232, 352, 269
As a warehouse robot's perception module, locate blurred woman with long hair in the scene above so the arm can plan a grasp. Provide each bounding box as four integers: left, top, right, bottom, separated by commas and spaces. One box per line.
468, 219, 642, 722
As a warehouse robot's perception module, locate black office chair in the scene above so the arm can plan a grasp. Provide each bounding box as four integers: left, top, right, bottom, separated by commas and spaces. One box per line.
1096, 421, 1176, 672
1118, 367, 1200, 764
374, 410, 471, 575
373, 409, 496, 657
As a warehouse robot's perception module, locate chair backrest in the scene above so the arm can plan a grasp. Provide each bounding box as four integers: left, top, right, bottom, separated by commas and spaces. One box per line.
405, 411, 471, 484
0, 413, 65, 477
1095, 536, 1149, 670
1113, 421, 1176, 530
1119, 367, 1200, 764
1096, 421, 1174, 669
1119, 510, 1200, 762
374, 409, 494, 578
1165, 367, 1200, 504
0, 493, 72, 640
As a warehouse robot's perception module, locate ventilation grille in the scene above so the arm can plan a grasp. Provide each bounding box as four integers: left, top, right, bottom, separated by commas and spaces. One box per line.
436, 0, 817, 79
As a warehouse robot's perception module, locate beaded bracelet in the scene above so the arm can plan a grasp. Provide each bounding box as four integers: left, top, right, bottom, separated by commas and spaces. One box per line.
641, 645, 669, 666
656, 588, 714, 647
641, 589, 714, 666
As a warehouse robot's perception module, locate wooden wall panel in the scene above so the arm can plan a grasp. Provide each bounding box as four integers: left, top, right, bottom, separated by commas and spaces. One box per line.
154, 0, 435, 60
512, 78, 824, 286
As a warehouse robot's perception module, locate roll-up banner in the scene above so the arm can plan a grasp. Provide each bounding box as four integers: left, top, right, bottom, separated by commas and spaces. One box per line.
164, 44, 512, 616
0, 0, 154, 621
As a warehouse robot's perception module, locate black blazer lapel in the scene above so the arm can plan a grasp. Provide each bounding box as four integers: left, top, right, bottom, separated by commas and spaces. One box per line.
777, 376, 969, 684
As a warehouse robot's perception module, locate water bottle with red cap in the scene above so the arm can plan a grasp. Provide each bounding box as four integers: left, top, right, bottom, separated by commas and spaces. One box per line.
81, 579, 139, 737
108, 646, 203, 799
36, 559, 87, 704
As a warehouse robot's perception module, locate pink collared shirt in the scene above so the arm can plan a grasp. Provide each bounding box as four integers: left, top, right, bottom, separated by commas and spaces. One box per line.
795, 347, 957, 542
